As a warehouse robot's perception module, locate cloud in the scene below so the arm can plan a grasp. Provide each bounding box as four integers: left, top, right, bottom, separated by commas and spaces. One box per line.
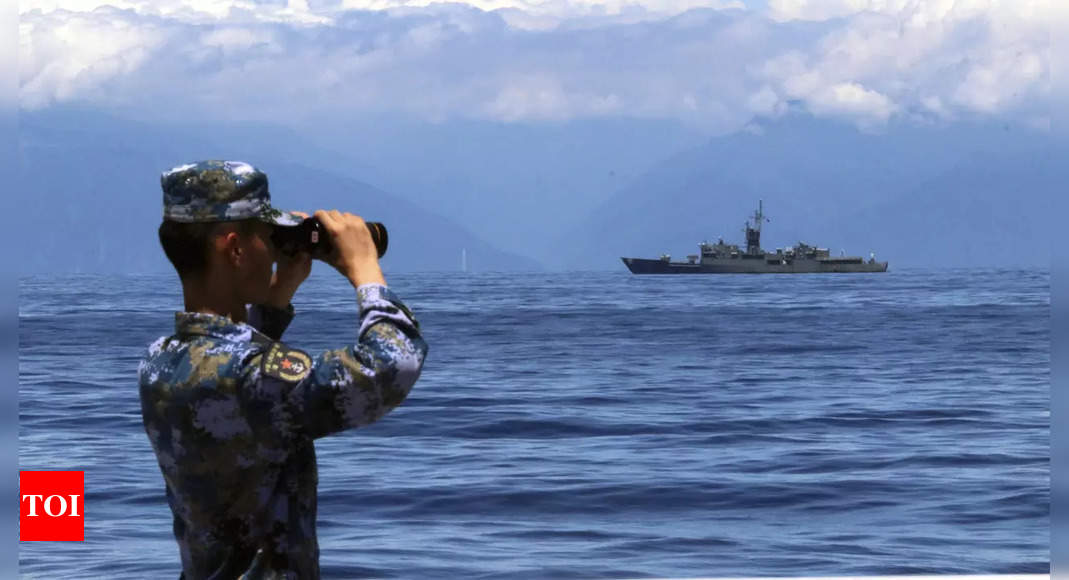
754, 1, 1048, 127
746, 85, 782, 117
200, 27, 277, 51
809, 82, 896, 127
19, 8, 172, 109
23, 0, 744, 27
17, 0, 1050, 130
766, 0, 993, 23
484, 74, 624, 121
1, 2, 17, 112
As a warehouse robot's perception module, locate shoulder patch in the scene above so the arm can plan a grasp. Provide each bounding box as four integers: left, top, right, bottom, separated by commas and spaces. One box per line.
261, 342, 313, 382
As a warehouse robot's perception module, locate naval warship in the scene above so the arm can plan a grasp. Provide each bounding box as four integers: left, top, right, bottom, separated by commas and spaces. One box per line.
621, 201, 888, 274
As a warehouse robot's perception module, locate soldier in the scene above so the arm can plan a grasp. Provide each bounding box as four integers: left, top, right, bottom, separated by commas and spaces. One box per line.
138, 160, 428, 579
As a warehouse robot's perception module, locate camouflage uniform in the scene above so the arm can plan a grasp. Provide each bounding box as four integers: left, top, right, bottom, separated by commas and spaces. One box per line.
139, 161, 428, 579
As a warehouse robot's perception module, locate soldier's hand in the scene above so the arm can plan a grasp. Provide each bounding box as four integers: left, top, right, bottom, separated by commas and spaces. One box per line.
315, 209, 386, 287
267, 211, 314, 307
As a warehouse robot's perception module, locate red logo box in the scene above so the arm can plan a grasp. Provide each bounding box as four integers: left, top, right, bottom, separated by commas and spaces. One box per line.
20, 471, 84, 541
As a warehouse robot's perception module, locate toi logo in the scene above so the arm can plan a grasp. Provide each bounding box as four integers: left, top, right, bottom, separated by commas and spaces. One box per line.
20, 471, 84, 541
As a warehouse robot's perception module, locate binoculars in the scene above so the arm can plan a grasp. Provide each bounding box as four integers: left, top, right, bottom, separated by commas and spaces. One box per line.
272, 217, 388, 259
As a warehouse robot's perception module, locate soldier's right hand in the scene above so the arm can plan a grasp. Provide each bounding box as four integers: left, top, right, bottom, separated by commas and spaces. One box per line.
315, 210, 386, 287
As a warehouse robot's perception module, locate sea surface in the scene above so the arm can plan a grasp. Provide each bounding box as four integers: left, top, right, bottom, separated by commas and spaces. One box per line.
19, 269, 1049, 579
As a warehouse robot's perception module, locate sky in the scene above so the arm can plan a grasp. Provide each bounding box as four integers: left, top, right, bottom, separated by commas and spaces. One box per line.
18, 0, 1052, 135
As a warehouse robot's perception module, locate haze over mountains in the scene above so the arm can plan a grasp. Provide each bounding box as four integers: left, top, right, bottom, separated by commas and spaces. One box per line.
16, 108, 1058, 274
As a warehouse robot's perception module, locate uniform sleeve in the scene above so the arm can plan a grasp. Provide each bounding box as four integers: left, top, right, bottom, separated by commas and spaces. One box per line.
262, 284, 428, 440
246, 303, 295, 341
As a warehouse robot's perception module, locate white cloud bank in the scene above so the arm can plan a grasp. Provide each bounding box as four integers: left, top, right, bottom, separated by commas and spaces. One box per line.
18, 0, 1050, 131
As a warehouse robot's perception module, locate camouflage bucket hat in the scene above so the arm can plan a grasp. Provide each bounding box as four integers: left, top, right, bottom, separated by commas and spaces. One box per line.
161, 160, 303, 227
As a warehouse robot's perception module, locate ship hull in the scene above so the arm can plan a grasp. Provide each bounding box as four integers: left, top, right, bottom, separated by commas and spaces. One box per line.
621, 257, 888, 274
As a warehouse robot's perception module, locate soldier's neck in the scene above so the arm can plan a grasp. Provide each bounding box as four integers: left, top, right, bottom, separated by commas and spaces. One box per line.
181, 277, 248, 324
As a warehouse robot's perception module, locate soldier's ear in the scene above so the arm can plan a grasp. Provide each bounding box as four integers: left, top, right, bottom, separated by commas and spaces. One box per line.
218, 231, 243, 266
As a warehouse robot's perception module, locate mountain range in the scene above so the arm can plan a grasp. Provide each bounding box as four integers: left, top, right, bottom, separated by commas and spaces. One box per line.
16, 108, 540, 274
15, 108, 1060, 274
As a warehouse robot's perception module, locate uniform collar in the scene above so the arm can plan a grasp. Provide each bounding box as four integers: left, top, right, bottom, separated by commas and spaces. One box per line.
175, 311, 256, 343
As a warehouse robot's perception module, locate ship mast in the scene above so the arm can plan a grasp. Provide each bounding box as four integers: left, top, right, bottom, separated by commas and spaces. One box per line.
744, 199, 765, 255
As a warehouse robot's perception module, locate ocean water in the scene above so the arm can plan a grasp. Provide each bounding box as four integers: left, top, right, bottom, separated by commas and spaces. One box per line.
19, 269, 1049, 579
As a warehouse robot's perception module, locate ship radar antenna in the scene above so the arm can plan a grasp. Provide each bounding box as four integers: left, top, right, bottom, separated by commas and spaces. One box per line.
744, 199, 766, 256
